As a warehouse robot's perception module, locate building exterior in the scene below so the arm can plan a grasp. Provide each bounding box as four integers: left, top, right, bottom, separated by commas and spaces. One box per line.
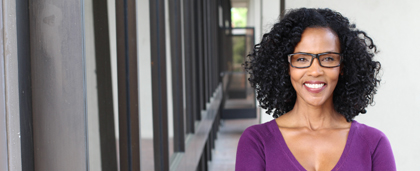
1, 0, 232, 170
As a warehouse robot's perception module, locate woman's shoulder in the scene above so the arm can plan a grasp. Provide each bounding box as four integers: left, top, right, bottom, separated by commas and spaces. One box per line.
351, 121, 396, 169
240, 119, 278, 142
353, 120, 388, 138
352, 120, 391, 150
236, 120, 280, 170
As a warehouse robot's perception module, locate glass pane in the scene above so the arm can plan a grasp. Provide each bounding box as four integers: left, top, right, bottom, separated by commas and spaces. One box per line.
222, 28, 257, 119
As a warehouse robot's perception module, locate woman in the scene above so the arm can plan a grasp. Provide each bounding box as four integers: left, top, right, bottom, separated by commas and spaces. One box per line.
236, 8, 396, 171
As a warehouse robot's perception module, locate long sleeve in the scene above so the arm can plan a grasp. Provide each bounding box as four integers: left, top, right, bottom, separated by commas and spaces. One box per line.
235, 127, 265, 171
371, 133, 396, 171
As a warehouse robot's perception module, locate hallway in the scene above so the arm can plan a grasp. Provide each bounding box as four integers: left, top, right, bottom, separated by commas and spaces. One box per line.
208, 118, 259, 171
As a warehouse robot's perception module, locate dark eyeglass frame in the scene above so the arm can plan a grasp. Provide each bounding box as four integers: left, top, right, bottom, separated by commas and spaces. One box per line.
287, 52, 343, 68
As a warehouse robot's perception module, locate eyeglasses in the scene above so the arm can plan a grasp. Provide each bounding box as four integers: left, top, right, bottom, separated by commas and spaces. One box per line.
287, 52, 342, 68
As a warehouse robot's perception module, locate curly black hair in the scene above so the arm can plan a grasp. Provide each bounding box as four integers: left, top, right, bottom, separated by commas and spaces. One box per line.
244, 8, 381, 121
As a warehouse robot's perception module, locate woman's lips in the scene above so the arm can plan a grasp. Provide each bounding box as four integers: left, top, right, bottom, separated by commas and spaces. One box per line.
304, 82, 326, 93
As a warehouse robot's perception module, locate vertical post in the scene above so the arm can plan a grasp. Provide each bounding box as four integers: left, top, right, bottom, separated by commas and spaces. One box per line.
218, 0, 225, 83
203, 0, 209, 106
203, 143, 209, 171
209, 0, 214, 94
207, 134, 212, 161
0, 1, 8, 169
206, 0, 213, 100
184, 0, 195, 133
213, 0, 216, 92
0, 90, 6, 170
2, 0, 23, 170
226, 0, 233, 75
190, 0, 199, 127
206, 0, 212, 96
196, 0, 205, 118
280, 0, 285, 19
149, 0, 170, 170
92, 0, 118, 170
16, 0, 34, 170
213, 0, 219, 92
169, 0, 185, 152
115, 0, 140, 170
30, 0, 87, 170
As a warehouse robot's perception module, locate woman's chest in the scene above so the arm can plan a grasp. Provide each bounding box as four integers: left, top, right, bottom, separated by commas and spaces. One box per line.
280, 129, 349, 171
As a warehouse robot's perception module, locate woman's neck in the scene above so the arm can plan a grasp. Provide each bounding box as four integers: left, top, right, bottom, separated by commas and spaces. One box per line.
281, 98, 347, 131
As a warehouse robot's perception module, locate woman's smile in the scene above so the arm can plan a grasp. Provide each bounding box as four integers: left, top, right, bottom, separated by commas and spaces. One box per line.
303, 81, 326, 93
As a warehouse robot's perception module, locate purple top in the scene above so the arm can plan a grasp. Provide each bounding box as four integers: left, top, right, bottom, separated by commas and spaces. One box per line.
236, 119, 396, 171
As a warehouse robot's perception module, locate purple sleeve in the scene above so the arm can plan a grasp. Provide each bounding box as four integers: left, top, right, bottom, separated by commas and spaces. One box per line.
371, 133, 396, 171
235, 127, 265, 171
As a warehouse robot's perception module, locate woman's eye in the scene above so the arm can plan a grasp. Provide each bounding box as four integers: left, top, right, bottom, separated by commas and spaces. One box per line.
296, 58, 308, 62
322, 57, 335, 61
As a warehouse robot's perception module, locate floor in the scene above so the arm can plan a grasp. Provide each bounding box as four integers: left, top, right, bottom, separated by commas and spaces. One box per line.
208, 118, 259, 171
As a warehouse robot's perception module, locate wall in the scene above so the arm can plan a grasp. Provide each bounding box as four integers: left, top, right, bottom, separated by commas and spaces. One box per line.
255, 0, 420, 170
257, 0, 280, 123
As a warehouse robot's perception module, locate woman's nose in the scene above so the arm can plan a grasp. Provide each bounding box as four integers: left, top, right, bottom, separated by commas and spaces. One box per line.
307, 58, 324, 76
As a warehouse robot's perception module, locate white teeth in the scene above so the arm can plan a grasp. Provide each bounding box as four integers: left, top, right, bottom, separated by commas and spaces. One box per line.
304, 83, 325, 89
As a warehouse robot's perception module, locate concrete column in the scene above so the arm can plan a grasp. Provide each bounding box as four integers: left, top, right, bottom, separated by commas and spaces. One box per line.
30, 0, 88, 170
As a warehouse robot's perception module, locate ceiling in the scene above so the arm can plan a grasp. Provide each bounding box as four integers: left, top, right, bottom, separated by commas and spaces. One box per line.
231, 0, 249, 8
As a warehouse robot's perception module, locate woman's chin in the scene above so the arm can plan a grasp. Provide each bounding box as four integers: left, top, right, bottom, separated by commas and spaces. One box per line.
301, 97, 330, 107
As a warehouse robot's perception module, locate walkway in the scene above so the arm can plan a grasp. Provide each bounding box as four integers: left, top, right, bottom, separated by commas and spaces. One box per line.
208, 118, 259, 171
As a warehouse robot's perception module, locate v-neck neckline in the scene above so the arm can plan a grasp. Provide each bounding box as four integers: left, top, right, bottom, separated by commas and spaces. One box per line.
271, 119, 357, 171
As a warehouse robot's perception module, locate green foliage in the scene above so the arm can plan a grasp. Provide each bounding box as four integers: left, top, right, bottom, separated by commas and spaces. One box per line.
232, 36, 246, 71
231, 8, 248, 27
231, 7, 248, 71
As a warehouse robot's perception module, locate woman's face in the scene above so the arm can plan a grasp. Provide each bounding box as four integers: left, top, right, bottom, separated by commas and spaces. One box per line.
289, 27, 341, 107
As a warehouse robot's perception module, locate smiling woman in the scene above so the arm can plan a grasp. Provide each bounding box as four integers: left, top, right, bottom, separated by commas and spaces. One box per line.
236, 8, 396, 171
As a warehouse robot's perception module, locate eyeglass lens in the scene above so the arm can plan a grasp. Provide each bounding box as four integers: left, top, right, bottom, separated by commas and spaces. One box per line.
290, 53, 341, 68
